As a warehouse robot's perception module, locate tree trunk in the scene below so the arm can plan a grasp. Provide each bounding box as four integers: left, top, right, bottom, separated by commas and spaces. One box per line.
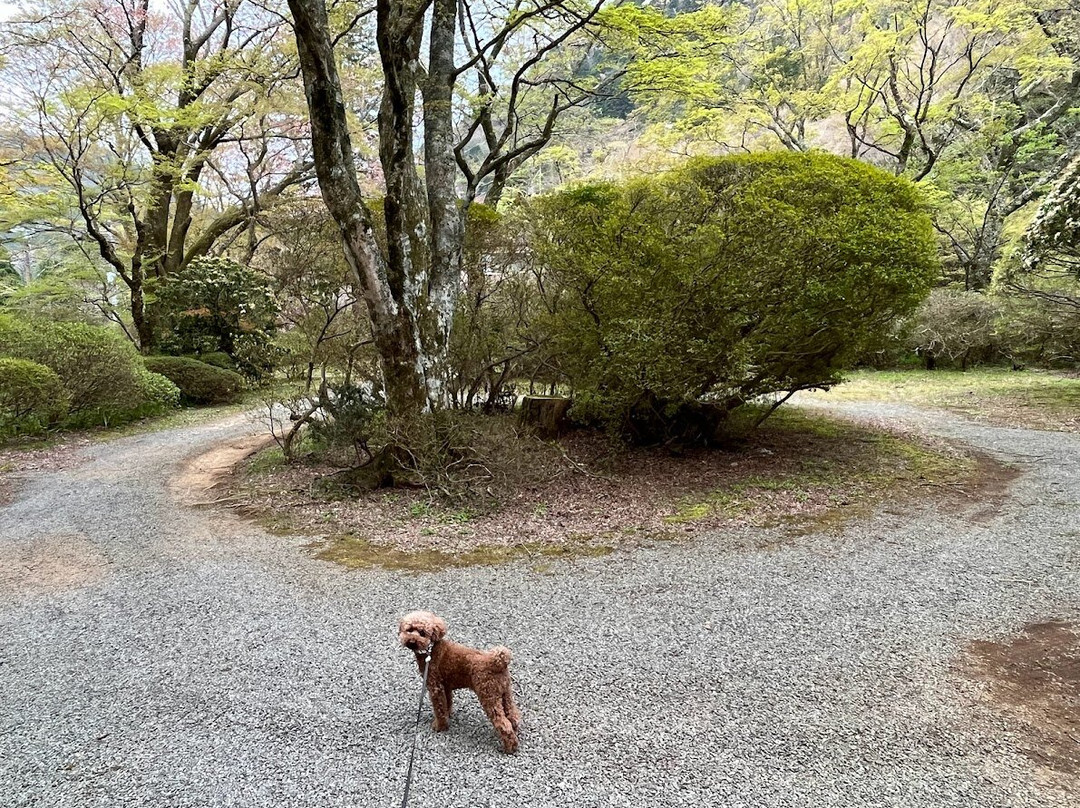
289, 0, 429, 419
419, 0, 465, 408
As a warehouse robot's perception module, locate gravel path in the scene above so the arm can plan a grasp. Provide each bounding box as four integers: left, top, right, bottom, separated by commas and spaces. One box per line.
0, 403, 1077, 807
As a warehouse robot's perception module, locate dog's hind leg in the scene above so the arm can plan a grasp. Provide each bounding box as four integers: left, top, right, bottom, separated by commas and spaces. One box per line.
480, 694, 518, 753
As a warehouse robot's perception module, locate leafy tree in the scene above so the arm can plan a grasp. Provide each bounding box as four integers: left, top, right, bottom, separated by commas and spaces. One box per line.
448, 204, 543, 411
997, 155, 1080, 364
1016, 156, 1080, 293
528, 153, 939, 442
1, 0, 313, 350
256, 203, 373, 390
609, 0, 1080, 291
158, 257, 279, 381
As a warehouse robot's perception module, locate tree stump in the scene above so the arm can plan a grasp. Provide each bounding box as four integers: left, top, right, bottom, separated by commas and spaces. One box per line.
518, 396, 571, 439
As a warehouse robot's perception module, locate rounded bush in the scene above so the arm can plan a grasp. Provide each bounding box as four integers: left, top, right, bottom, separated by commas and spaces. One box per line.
0, 357, 69, 435
0, 314, 156, 426
137, 369, 182, 411
907, 289, 1000, 369
528, 153, 939, 442
143, 356, 245, 405
159, 257, 278, 381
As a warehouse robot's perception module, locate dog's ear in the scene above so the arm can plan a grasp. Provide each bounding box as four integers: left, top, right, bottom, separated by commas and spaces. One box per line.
430, 614, 448, 641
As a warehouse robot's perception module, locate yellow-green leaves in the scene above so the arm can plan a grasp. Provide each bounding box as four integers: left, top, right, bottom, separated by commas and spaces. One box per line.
600, 4, 734, 106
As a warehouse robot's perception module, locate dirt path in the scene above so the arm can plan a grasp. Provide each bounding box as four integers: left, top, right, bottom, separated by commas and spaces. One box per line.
0, 402, 1077, 807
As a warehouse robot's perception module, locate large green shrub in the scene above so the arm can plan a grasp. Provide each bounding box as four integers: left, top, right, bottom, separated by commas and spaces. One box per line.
527, 153, 939, 442
143, 356, 245, 405
995, 295, 1080, 368
191, 351, 236, 371
0, 314, 168, 426
0, 358, 70, 435
158, 257, 279, 381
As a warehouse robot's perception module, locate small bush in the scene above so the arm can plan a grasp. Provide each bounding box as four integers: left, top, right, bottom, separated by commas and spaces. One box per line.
189, 352, 236, 371
306, 382, 385, 466
137, 369, 182, 411
143, 356, 245, 405
0, 357, 69, 436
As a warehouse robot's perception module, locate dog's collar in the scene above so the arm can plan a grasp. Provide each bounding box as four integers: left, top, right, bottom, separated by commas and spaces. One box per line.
414, 639, 438, 659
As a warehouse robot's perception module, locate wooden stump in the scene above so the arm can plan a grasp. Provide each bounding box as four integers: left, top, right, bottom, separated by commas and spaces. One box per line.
518, 395, 571, 439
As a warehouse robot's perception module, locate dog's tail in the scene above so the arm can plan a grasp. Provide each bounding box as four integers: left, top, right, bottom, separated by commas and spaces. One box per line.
490, 646, 512, 668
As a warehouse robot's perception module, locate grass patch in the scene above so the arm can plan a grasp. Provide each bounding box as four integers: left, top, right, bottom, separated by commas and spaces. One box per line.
816, 368, 1080, 431
247, 446, 286, 474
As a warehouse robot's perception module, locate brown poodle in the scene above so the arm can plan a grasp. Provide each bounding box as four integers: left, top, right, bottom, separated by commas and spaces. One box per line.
398, 610, 521, 753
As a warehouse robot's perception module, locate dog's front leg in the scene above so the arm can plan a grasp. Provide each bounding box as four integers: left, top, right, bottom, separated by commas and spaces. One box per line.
428, 683, 451, 732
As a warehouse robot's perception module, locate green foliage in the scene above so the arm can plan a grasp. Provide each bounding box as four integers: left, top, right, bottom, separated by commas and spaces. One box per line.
189, 351, 236, 371
142, 356, 245, 405
0, 313, 165, 426
599, 0, 1080, 294
159, 257, 279, 381
0, 241, 130, 326
995, 295, 1080, 367
989, 158, 1080, 365
527, 152, 940, 442
906, 289, 1001, 368
449, 204, 537, 410
306, 382, 385, 466
0, 357, 69, 436
259, 203, 373, 387
136, 369, 182, 412
1013, 157, 1080, 288
598, 4, 733, 108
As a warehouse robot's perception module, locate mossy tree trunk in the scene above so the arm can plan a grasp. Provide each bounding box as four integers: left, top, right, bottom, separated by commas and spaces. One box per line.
288, 0, 609, 424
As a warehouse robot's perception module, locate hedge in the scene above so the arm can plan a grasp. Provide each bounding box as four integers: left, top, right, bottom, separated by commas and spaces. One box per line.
0, 358, 69, 435
142, 356, 245, 405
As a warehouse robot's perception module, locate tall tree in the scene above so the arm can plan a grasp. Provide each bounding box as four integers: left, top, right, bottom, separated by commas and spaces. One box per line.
287, 0, 609, 418
1, 0, 313, 350
610, 0, 1080, 290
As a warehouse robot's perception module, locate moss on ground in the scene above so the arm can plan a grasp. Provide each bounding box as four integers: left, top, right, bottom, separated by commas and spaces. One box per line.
308, 534, 615, 572
664, 408, 982, 532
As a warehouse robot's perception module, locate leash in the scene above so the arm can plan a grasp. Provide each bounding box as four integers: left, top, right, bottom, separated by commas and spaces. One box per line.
400, 646, 433, 808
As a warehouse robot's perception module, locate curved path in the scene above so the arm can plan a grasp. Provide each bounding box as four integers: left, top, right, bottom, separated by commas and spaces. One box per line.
0, 404, 1077, 807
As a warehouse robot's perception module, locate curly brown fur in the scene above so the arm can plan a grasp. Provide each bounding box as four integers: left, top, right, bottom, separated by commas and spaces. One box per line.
398, 610, 521, 753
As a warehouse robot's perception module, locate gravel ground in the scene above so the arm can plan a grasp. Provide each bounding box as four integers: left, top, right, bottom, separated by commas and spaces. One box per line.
0, 403, 1077, 807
